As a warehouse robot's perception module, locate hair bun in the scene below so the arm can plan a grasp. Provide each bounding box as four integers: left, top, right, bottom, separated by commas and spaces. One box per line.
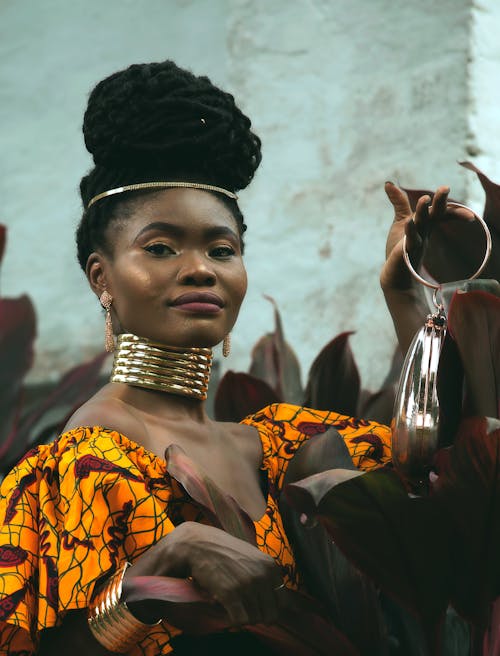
83, 61, 261, 191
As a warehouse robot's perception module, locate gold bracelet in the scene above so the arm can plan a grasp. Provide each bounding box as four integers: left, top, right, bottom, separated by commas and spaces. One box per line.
88, 562, 161, 653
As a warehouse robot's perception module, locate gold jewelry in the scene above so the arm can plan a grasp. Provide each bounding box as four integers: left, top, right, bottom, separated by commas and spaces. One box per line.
99, 290, 115, 353
87, 181, 238, 209
111, 333, 213, 400
88, 562, 160, 653
222, 334, 231, 358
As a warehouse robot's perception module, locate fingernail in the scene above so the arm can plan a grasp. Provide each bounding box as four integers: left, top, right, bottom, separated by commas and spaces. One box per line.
385, 181, 394, 185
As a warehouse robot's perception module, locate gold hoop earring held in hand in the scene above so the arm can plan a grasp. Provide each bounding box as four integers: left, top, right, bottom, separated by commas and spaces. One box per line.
392, 202, 492, 490
222, 334, 231, 358
100, 290, 115, 353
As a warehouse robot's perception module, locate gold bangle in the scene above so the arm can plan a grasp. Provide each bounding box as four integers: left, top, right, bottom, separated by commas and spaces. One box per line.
88, 562, 161, 653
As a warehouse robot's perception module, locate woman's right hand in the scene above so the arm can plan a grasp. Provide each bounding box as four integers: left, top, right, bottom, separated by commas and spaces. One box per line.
123, 521, 284, 627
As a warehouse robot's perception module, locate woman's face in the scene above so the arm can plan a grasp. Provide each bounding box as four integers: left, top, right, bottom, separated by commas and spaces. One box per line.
87, 188, 247, 348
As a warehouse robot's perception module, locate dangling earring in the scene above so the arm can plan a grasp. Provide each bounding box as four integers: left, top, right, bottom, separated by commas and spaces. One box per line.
222, 334, 231, 358
100, 290, 115, 353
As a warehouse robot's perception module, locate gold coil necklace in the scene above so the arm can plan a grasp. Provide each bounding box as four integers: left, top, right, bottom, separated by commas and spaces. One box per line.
110, 334, 213, 401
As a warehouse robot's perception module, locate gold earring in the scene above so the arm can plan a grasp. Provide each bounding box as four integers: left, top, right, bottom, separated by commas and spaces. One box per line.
99, 290, 115, 353
222, 334, 231, 358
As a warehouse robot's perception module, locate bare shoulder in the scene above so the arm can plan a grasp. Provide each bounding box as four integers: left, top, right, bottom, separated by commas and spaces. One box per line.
63, 392, 144, 441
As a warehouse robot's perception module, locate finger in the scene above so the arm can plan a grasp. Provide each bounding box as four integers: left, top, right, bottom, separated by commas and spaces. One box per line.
404, 219, 424, 263
428, 185, 450, 219
225, 597, 252, 627
384, 182, 412, 221
413, 194, 431, 231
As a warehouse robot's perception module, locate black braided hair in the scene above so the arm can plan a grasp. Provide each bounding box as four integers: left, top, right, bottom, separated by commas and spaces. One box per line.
76, 60, 262, 270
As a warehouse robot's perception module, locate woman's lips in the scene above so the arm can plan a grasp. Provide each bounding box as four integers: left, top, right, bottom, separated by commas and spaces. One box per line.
170, 292, 224, 314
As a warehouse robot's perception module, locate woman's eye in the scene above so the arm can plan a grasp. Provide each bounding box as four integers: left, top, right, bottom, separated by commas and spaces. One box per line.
210, 245, 235, 258
144, 243, 176, 256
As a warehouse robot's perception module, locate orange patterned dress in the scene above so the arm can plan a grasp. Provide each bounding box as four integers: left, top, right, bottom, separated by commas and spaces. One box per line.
0, 403, 391, 654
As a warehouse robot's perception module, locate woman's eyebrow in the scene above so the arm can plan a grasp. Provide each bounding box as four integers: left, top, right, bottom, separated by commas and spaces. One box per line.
134, 223, 239, 242
134, 222, 184, 240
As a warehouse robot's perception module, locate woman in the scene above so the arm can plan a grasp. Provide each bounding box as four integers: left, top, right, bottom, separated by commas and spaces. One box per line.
0, 60, 448, 655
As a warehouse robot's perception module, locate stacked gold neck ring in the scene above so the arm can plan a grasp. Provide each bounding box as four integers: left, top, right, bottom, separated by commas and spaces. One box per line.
110, 334, 213, 400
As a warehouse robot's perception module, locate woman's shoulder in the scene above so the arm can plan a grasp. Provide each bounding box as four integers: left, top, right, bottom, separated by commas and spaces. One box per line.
63, 394, 144, 439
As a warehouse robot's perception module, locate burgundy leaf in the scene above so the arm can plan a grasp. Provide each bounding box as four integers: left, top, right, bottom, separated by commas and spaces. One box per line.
279, 430, 387, 655
431, 417, 500, 626
303, 332, 360, 415
285, 467, 452, 648
0, 225, 6, 267
124, 573, 359, 655
447, 290, 500, 418
9, 351, 109, 459
0, 295, 36, 457
459, 161, 500, 235
164, 444, 257, 545
249, 296, 303, 403
214, 371, 281, 422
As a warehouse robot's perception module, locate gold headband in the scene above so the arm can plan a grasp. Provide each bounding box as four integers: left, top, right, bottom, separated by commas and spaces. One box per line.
87, 181, 238, 209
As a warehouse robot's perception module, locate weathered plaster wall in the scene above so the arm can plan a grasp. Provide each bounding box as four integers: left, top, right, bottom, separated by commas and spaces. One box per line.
1, 0, 471, 393
467, 0, 500, 210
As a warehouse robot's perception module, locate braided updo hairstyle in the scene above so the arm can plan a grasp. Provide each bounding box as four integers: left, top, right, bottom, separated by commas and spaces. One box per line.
76, 60, 262, 270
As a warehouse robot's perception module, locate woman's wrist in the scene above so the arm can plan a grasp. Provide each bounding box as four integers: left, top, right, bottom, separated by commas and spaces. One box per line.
88, 562, 161, 653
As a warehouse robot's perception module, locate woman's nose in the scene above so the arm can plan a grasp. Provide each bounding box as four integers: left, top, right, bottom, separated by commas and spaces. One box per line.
176, 251, 216, 286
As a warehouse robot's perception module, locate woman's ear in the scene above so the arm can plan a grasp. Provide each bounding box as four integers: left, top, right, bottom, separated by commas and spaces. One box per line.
86, 252, 110, 297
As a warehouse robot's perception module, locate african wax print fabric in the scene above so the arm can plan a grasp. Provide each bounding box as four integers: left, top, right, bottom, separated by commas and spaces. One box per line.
0, 403, 391, 654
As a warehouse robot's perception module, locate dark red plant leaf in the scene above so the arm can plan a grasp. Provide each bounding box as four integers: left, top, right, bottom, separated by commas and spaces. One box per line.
459, 161, 500, 235
10, 351, 109, 452
249, 296, 303, 403
164, 444, 257, 545
0, 295, 36, 458
280, 430, 387, 655
303, 332, 360, 415
483, 597, 500, 656
431, 417, 500, 626
285, 466, 452, 645
214, 371, 281, 422
0, 225, 6, 267
447, 290, 500, 418
124, 574, 359, 655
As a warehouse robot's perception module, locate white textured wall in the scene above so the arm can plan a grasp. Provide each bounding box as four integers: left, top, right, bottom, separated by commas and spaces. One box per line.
1, 0, 472, 394
467, 0, 500, 210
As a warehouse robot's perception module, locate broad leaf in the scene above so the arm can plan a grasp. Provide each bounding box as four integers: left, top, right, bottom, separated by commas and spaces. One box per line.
0, 351, 108, 474
0, 225, 6, 268
447, 290, 500, 418
249, 296, 303, 403
214, 371, 281, 422
459, 161, 500, 235
0, 295, 36, 459
285, 467, 452, 650
303, 332, 360, 415
124, 574, 359, 655
164, 444, 257, 545
431, 417, 500, 626
280, 429, 388, 655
